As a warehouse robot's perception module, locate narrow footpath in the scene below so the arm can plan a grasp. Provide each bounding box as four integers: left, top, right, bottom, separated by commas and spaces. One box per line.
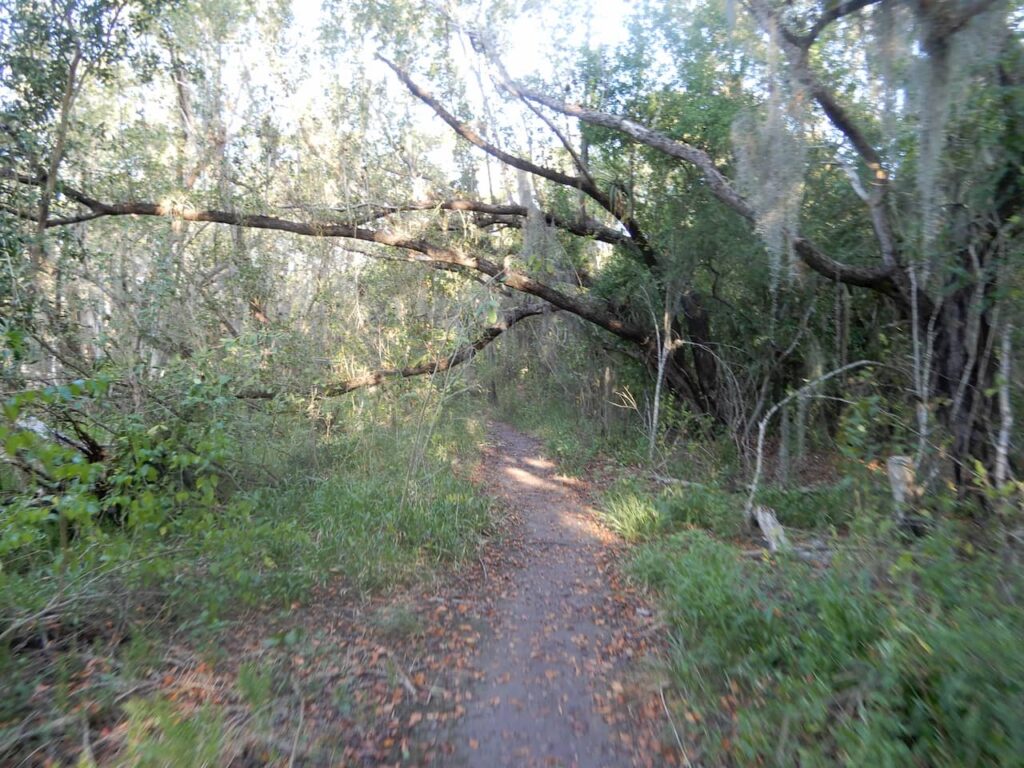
441, 422, 670, 767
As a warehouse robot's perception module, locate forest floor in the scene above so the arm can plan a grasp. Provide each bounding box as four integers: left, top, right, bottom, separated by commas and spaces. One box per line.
256, 420, 678, 766
37, 422, 679, 767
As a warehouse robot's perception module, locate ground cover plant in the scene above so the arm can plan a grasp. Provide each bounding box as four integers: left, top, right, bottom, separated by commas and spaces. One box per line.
631, 522, 1024, 766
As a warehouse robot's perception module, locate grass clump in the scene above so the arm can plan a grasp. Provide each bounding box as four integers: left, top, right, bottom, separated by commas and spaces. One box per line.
599, 479, 660, 541
631, 527, 1024, 766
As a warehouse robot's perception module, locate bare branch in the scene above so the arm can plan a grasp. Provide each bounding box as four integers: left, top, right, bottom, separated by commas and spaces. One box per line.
796, 0, 883, 48
378, 55, 660, 267
331, 198, 628, 245
745, 360, 879, 517
516, 85, 757, 221
750, 0, 883, 170
377, 56, 589, 195
1, 170, 649, 345
240, 304, 551, 399
503, 89, 900, 294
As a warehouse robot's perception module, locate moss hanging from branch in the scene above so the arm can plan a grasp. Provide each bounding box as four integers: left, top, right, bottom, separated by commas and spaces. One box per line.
731, 25, 807, 314
913, 2, 1006, 267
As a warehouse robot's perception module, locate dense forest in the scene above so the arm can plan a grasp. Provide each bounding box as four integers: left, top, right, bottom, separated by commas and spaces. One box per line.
1, 0, 1022, 765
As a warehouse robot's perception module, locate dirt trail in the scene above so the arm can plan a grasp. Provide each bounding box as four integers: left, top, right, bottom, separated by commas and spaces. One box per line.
444, 422, 659, 767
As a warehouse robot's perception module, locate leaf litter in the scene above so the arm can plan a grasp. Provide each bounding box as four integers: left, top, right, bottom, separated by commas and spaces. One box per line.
85, 422, 681, 766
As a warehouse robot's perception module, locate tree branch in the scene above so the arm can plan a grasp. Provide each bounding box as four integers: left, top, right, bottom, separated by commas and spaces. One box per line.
377, 56, 590, 194
240, 304, 551, 398
506, 88, 900, 294
516, 86, 757, 219
795, 0, 884, 48
330, 198, 629, 245
1, 170, 649, 345
748, 0, 884, 172
746, 0, 901, 270
378, 54, 660, 267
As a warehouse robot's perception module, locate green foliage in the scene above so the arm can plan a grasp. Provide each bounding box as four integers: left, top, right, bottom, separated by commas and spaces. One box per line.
632, 527, 1024, 766
836, 394, 913, 466
120, 697, 226, 768
236, 662, 275, 710
655, 483, 745, 537
0, 375, 230, 565
602, 478, 851, 542
1, 0, 165, 135
0, 386, 494, 763
599, 479, 660, 541
754, 483, 854, 531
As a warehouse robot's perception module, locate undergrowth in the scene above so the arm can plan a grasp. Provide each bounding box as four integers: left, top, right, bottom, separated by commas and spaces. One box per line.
552, 378, 1024, 766
630, 506, 1024, 766
599, 479, 856, 543
0, 379, 493, 764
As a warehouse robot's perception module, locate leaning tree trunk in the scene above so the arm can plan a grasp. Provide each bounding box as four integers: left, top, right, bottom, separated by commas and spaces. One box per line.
929, 251, 1005, 495
926, 117, 1022, 494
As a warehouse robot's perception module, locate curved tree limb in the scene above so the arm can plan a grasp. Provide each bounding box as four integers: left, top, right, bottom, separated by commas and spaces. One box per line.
331, 198, 630, 246
2, 169, 649, 345
3, 181, 627, 247
791, 0, 884, 48
376, 56, 588, 192
515, 85, 755, 220
240, 304, 552, 399
507, 88, 901, 296
378, 55, 660, 268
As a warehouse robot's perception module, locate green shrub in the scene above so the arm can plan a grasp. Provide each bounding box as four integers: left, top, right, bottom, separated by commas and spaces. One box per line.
632, 527, 1024, 766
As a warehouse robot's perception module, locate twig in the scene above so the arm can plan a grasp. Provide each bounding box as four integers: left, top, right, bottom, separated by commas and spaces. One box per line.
659, 685, 692, 768
287, 696, 304, 768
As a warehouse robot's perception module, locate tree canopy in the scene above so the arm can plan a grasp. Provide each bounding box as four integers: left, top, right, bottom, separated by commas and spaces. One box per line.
2, 0, 1022, 492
